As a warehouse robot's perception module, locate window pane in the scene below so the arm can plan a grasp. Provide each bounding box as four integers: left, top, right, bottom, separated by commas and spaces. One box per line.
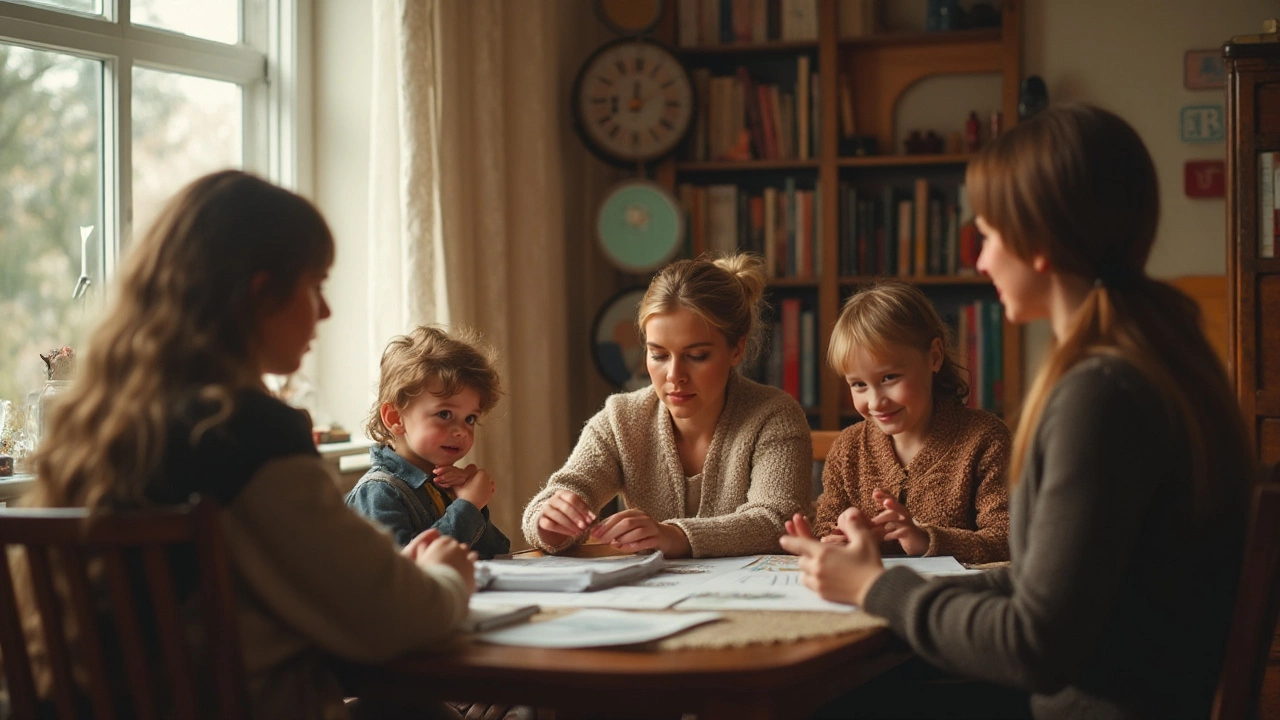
0, 44, 103, 410
131, 0, 239, 45
131, 67, 243, 232
11, 0, 101, 16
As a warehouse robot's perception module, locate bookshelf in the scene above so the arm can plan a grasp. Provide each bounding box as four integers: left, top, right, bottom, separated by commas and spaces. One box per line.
655, 0, 1023, 430
1224, 40, 1280, 467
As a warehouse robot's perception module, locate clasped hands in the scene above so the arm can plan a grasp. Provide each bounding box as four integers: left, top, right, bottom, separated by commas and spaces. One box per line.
432, 463, 496, 510
819, 489, 929, 556
536, 490, 692, 558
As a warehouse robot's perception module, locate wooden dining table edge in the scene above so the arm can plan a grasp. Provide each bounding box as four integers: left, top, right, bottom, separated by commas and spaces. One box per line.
334, 625, 912, 718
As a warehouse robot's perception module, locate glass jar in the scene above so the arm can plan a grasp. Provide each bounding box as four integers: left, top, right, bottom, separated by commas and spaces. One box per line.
33, 379, 72, 450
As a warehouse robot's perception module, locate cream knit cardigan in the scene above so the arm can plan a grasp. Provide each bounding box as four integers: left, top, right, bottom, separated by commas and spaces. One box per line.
521, 373, 813, 557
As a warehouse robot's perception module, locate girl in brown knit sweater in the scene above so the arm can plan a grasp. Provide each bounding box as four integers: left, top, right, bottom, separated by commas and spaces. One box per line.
793, 281, 1011, 564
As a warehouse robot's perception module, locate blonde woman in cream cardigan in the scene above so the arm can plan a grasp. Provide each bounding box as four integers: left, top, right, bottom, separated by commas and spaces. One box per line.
522, 254, 813, 558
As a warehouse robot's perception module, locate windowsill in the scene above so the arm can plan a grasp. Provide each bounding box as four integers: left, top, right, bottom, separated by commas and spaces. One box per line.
0, 473, 36, 504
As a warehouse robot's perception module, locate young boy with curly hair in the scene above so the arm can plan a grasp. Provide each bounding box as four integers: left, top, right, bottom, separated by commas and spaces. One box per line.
346, 325, 510, 559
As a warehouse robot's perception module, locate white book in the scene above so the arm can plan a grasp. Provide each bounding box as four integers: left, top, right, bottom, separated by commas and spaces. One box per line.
461, 604, 539, 633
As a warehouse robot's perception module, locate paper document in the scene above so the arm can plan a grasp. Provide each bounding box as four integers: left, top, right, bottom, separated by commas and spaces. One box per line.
471, 585, 688, 610
475, 552, 665, 592
461, 604, 539, 633
476, 609, 721, 648
882, 556, 980, 576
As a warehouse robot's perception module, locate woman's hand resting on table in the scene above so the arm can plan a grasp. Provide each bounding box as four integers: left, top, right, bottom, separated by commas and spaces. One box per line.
590, 509, 692, 558
779, 508, 885, 607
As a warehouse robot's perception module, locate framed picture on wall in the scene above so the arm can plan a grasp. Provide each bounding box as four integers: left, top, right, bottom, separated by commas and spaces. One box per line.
1185, 49, 1226, 90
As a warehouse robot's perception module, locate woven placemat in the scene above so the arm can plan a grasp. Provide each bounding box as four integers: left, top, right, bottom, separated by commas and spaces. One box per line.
522, 607, 888, 650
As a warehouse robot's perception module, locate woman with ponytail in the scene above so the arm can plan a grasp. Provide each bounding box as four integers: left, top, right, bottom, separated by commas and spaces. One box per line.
782, 104, 1254, 718
523, 253, 812, 558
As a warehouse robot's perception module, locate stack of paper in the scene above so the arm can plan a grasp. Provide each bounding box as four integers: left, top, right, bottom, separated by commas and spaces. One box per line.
475, 551, 665, 592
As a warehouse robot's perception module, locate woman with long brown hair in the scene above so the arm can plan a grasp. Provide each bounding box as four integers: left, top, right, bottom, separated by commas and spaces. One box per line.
782, 104, 1254, 718
13, 171, 476, 719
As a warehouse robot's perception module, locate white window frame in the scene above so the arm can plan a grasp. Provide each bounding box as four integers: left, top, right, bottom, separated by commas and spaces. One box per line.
0, 0, 308, 277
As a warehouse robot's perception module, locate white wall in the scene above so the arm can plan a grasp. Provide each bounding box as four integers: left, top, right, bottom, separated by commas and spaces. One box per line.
311, 0, 374, 435
307, 0, 1274, 427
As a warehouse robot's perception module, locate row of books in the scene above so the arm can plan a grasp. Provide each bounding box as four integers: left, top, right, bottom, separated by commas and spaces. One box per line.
749, 297, 819, 409
838, 181, 980, 278
676, 0, 820, 47
689, 61, 819, 162
678, 180, 822, 279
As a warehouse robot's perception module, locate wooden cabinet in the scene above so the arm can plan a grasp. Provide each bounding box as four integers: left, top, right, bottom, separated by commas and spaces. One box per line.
659, 0, 1023, 429
1225, 40, 1280, 467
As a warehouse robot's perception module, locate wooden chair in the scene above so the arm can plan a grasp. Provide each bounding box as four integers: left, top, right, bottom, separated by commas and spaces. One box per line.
1212, 469, 1280, 720
0, 498, 247, 720
811, 430, 841, 462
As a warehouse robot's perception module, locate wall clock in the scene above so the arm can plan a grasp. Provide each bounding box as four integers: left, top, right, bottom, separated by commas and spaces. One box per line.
596, 180, 683, 273
591, 286, 651, 389
571, 37, 695, 168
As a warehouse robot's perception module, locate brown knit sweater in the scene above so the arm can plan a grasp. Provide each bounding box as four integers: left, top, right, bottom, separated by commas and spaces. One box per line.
521, 372, 813, 558
815, 398, 1011, 564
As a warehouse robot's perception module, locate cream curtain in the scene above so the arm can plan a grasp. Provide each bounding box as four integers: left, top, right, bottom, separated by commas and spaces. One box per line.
367, 0, 602, 545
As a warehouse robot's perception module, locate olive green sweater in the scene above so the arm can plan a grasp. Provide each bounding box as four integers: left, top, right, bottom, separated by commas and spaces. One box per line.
521, 373, 813, 557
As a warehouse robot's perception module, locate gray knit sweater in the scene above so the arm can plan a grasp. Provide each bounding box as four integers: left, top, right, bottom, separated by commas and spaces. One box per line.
521, 373, 813, 557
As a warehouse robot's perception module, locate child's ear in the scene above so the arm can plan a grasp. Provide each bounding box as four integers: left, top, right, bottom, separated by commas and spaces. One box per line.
379, 402, 405, 436
929, 337, 945, 373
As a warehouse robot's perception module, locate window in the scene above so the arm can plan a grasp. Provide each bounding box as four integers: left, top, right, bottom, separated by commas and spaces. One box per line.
0, 0, 303, 406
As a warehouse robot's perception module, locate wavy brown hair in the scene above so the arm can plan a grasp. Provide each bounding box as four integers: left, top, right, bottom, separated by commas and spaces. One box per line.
365, 325, 503, 446
828, 280, 969, 403
968, 104, 1252, 520
637, 252, 768, 364
26, 170, 335, 510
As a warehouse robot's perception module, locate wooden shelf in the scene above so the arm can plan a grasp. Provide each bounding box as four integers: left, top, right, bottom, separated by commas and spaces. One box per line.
676, 159, 820, 172
768, 277, 820, 288
837, 153, 972, 168
839, 275, 990, 287
838, 28, 1001, 49
650, 0, 1023, 429
677, 41, 818, 57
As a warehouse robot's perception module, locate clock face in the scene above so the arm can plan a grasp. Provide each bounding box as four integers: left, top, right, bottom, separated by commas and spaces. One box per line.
573, 39, 694, 166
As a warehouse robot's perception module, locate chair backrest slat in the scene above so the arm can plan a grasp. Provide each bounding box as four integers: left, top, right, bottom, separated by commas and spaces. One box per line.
811, 430, 839, 462
0, 547, 39, 719
101, 547, 160, 720
0, 499, 246, 720
61, 546, 118, 720
1212, 470, 1280, 720
26, 545, 80, 720
142, 545, 201, 718
194, 502, 248, 719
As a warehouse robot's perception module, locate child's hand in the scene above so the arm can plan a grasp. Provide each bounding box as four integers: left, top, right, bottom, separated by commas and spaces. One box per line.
433, 463, 478, 489
417, 534, 479, 594
779, 507, 885, 606
454, 468, 495, 510
871, 489, 929, 556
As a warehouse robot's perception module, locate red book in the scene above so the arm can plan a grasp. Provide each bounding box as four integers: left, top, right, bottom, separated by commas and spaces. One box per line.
781, 297, 802, 401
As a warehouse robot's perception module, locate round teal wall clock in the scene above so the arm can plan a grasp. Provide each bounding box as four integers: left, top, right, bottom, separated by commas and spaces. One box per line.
596, 180, 683, 273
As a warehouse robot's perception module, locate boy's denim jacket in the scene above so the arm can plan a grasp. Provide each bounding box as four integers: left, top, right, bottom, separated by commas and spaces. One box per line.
345, 445, 511, 559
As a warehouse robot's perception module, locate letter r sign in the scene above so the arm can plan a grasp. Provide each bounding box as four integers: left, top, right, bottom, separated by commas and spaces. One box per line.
1181, 105, 1225, 143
